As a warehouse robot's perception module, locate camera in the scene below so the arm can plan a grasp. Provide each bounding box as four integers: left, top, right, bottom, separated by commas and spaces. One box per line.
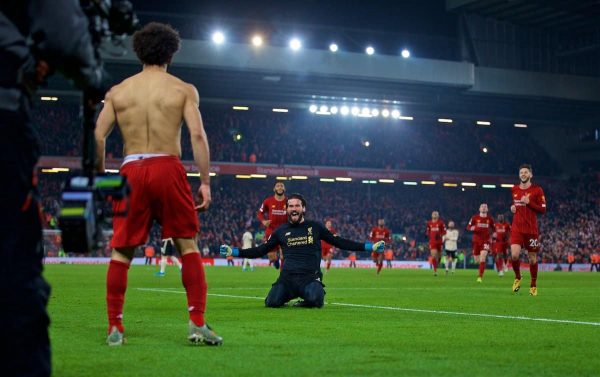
59, 0, 138, 253
60, 175, 130, 253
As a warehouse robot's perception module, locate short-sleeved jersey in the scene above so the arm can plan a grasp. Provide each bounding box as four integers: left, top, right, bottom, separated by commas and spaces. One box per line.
511, 184, 546, 234
320, 227, 337, 252
492, 222, 511, 245
426, 220, 446, 243
257, 195, 288, 232
369, 226, 391, 243
467, 215, 494, 243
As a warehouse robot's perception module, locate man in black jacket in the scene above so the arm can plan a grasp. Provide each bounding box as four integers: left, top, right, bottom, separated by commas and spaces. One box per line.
221, 193, 385, 308
0, 1, 105, 375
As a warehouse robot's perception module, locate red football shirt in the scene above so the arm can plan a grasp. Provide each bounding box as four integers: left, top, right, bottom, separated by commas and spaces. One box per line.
492, 222, 511, 245
426, 220, 446, 244
257, 195, 288, 233
369, 226, 391, 243
511, 184, 546, 234
467, 215, 494, 243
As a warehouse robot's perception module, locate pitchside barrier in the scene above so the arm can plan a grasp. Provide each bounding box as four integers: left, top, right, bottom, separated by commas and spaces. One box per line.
42, 230, 594, 271
41, 257, 595, 272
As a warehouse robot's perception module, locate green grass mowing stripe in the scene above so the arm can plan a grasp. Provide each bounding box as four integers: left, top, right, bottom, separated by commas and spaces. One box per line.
136, 287, 600, 327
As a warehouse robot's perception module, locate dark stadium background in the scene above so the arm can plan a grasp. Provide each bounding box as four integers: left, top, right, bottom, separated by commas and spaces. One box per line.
37, 0, 599, 269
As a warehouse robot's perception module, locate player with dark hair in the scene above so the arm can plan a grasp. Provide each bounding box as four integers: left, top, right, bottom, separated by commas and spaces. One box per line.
221, 193, 386, 308
257, 181, 287, 269
95, 22, 222, 346
509, 164, 547, 296
442, 221, 459, 275
369, 218, 391, 275
467, 203, 494, 282
426, 211, 446, 276
492, 214, 511, 276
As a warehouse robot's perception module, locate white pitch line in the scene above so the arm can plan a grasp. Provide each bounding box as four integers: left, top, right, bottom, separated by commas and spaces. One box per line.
136, 288, 600, 327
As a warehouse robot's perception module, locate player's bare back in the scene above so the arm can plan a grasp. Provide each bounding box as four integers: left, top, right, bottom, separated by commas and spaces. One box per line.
109, 68, 195, 156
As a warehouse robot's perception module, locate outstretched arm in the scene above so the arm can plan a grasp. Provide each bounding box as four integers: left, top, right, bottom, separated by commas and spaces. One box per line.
320, 224, 383, 252
222, 235, 280, 258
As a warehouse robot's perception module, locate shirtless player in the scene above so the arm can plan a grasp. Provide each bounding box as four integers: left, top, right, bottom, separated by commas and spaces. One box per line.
95, 22, 222, 346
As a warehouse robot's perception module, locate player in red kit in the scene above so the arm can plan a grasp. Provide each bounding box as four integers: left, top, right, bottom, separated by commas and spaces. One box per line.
467, 203, 494, 282
257, 181, 288, 269
509, 164, 547, 296
426, 211, 446, 276
321, 220, 336, 273
492, 214, 511, 277
369, 218, 391, 275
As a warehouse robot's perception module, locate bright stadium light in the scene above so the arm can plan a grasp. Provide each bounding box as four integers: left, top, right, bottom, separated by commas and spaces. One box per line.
251, 35, 263, 47
365, 46, 375, 55
361, 107, 370, 116
482, 147, 489, 153
401, 49, 410, 58
381, 109, 390, 118
371, 108, 379, 117
351, 107, 360, 116
340, 106, 350, 116
319, 105, 329, 113
289, 38, 302, 51
391, 109, 400, 119
330, 106, 339, 114
329, 43, 338, 52
309, 104, 318, 113
364, 140, 370, 147
212, 31, 225, 45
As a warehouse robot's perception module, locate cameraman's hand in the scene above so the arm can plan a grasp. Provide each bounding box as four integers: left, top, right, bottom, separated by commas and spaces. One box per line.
195, 183, 211, 212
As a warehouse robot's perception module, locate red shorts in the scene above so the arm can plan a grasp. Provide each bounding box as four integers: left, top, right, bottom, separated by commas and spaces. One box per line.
509, 231, 540, 253
371, 251, 382, 260
492, 243, 508, 255
429, 242, 442, 251
111, 156, 199, 248
472, 242, 490, 256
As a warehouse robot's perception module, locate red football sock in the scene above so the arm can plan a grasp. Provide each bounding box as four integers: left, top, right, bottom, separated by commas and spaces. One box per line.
432, 258, 438, 272
512, 259, 521, 279
478, 262, 485, 277
181, 253, 207, 327
495, 259, 502, 271
106, 259, 129, 333
376, 262, 383, 274
326, 260, 331, 271
530, 263, 538, 287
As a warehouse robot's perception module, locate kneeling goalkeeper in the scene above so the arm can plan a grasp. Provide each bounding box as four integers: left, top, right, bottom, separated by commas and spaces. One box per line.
221, 193, 385, 308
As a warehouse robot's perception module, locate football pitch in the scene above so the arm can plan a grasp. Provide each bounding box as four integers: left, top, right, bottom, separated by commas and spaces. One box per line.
46, 265, 600, 377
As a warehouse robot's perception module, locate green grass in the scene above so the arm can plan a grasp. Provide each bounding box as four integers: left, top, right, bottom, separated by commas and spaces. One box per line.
45, 265, 600, 377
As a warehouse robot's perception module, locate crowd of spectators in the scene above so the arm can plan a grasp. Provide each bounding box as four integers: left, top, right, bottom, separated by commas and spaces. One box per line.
39, 171, 599, 267
32, 103, 561, 175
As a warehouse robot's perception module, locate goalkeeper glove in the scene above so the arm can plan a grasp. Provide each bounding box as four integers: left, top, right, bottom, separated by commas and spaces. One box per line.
365, 241, 385, 253
219, 245, 239, 257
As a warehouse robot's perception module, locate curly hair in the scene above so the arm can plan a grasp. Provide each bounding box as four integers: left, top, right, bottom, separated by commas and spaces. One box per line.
133, 22, 181, 66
